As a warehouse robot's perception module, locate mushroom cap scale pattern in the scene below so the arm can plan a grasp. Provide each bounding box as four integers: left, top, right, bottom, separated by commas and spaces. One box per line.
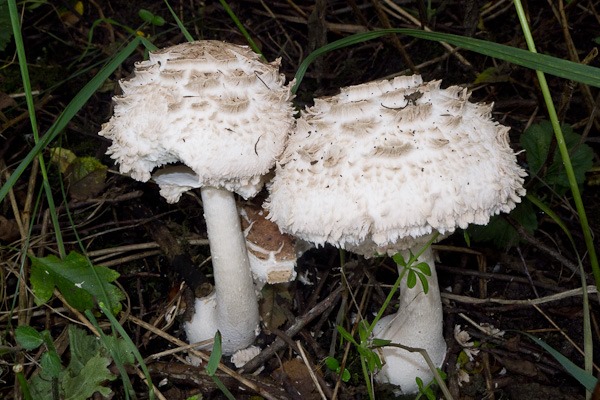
99, 41, 295, 202
266, 75, 526, 255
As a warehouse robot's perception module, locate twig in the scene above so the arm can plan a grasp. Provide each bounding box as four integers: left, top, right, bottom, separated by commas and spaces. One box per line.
241, 285, 343, 373
442, 285, 598, 306
373, 342, 454, 400
296, 340, 328, 400
127, 314, 281, 400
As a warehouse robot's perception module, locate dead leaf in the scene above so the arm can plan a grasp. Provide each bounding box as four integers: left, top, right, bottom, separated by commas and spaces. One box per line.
0, 216, 19, 241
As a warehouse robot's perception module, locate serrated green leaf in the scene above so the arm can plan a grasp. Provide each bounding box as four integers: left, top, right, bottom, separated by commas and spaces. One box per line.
407, 270, 417, 289
62, 354, 115, 399
41, 352, 62, 379
15, 326, 44, 350
468, 199, 538, 248
68, 325, 101, 375
521, 121, 553, 176
0, 0, 12, 51
29, 251, 124, 314
521, 121, 594, 194
102, 335, 135, 365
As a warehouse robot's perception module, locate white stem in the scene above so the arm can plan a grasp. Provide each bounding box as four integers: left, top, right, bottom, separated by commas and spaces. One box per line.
198, 186, 259, 354
373, 245, 447, 393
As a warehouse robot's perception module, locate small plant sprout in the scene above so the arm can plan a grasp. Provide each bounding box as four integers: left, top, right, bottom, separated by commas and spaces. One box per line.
266, 75, 526, 393
99, 40, 295, 354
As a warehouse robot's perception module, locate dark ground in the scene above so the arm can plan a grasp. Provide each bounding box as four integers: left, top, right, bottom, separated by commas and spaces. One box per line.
1, 1, 599, 399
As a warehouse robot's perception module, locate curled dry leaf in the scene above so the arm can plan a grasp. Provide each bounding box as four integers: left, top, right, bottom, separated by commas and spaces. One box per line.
0, 216, 19, 241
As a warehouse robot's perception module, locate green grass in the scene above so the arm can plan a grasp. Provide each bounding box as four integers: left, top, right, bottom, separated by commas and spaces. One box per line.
3, 1, 598, 398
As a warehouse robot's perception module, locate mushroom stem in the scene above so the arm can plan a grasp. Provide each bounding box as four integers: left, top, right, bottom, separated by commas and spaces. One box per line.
195, 186, 260, 354
373, 245, 446, 393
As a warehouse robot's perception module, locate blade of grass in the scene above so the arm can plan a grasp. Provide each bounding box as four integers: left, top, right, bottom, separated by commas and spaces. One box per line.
292, 28, 600, 93
513, 1, 599, 291
163, 0, 194, 42
206, 332, 236, 400
97, 303, 156, 400
0, 36, 155, 204
8, 0, 65, 257
217, 0, 263, 57
85, 310, 135, 400
521, 332, 596, 391
514, 2, 597, 393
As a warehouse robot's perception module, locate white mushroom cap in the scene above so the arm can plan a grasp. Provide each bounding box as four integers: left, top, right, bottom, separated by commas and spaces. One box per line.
266, 75, 526, 255
99, 41, 295, 203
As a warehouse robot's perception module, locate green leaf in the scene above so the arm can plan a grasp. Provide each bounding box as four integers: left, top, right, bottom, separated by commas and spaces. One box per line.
521, 121, 594, 194
15, 326, 44, 350
415, 262, 431, 276
151, 15, 165, 26
62, 354, 115, 399
337, 325, 358, 346
138, 9, 155, 23
468, 199, 538, 248
41, 352, 62, 379
392, 252, 407, 267
358, 321, 370, 343
371, 338, 391, 347
407, 270, 417, 289
68, 325, 102, 375
0, 0, 12, 51
340, 367, 351, 382
416, 272, 429, 294
29, 251, 124, 314
521, 121, 553, 176
324, 356, 340, 371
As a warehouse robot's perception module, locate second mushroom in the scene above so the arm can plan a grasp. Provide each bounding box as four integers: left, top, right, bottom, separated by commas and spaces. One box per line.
266, 75, 526, 393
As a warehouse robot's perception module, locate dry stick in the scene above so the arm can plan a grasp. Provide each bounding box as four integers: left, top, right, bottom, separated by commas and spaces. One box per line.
380, 0, 472, 68
555, 0, 600, 129
127, 315, 282, 400
52, 292, 171, 400
371, 0, 417, 73
443, 284, 598, 306
241, 285, 344, 373
332, 273, 372, 400
372, 342, 454, 400
533, 303, 600, 373
296, 340, 328, 400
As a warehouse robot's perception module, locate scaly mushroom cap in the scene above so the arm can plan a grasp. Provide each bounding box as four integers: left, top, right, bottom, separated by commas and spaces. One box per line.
99, 41, 295, 202
266, 75, 526, 255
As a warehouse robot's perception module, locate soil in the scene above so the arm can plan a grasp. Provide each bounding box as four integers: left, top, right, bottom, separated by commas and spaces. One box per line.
1, 1, 599, 399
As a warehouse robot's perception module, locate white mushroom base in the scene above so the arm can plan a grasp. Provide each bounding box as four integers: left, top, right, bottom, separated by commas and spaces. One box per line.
372, 246, 446, 394
184, 186, 260, 356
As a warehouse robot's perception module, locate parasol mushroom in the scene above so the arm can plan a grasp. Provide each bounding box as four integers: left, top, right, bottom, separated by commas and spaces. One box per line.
99, 40, 295, 354
266, 75, 526, 392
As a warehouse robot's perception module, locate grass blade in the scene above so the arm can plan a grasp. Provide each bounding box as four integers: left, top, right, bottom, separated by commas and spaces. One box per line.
292, 28, 600, 93
0, 37, 149, 204
521, 332, 596, 391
